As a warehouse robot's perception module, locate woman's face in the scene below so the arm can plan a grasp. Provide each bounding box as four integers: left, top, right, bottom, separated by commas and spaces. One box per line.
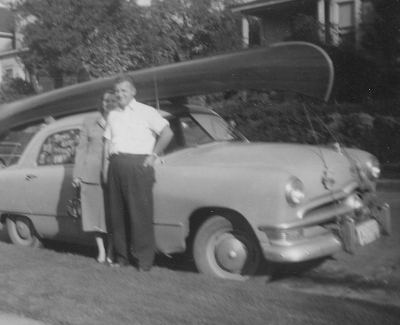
102, 93, 118, 118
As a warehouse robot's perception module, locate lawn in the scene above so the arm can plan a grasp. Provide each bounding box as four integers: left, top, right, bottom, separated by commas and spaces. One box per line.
0, 238, 281, 325
1, 220, 400, 325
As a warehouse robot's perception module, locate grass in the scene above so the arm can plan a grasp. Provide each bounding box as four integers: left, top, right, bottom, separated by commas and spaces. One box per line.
0, 239, 284, 325
1, 230, 400, 325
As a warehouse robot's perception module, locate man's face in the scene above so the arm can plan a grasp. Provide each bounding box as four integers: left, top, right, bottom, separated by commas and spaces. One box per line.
115, 80, 136, 108
102, 93, 118, 117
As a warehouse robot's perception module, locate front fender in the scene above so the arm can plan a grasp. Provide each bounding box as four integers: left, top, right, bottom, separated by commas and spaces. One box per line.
154, 165, 296, 243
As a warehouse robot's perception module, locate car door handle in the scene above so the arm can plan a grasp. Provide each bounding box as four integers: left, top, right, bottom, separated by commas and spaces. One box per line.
25, 174, 37, 180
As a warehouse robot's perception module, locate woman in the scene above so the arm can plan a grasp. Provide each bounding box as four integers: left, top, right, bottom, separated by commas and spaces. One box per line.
73, 89, 117, 263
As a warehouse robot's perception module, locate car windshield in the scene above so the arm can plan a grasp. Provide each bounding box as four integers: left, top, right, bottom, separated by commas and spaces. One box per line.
0, 123, 44, 167
185, 113, 243, 144
164, 113, 245, 154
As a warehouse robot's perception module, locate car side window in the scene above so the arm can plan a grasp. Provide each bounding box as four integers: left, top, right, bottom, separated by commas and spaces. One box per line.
37, 129, 80, 166
164, 118, 184, 153
180, 116, 213, 147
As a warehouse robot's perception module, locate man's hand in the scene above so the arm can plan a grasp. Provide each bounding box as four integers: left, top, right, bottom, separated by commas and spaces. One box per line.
144, 126, 173, 167
143, 154, 158, 167
72, 178, 82, 188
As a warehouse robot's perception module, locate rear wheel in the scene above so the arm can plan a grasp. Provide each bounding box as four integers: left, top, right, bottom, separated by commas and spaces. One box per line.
193, 215, 261, 280
6, 216, 43, 248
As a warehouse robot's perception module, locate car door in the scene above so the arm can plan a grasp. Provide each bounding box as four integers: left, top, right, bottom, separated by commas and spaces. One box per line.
23, 128, 82, 240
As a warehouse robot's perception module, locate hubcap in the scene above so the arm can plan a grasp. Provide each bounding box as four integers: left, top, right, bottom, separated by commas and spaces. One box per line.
214, 233, 248, 273
16, 221, 31, 240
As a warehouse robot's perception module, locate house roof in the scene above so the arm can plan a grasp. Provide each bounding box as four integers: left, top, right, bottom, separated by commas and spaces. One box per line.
231, 0, 312, 15
0, 7, 15, 34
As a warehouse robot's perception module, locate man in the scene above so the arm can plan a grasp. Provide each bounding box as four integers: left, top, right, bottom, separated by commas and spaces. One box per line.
103, 75, 173, 271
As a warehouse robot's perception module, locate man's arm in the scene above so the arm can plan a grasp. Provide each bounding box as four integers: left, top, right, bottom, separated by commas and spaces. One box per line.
144, 125, 174, 167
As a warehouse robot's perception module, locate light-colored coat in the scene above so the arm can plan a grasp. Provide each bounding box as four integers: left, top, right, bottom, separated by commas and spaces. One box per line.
73, 112, 106, 184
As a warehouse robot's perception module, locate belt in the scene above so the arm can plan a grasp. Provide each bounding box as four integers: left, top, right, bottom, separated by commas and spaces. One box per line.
110, 152, 148, 157
110, 152, 149, 158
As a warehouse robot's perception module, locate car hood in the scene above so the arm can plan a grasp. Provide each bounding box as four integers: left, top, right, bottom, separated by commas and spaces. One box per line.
165, 142, 359, 194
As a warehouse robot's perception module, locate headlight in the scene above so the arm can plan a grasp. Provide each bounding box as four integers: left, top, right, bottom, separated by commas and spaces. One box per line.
285, 177, 305, 206
366, 156, 381, 180
345, 194, 365, 217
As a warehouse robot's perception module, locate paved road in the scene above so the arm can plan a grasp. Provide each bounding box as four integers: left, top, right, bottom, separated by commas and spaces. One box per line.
0, 312, 49, 325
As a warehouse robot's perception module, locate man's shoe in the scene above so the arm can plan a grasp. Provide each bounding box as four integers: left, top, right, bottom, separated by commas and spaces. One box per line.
115, 256, 130, 267
109, 262, 121, 268
138, 266, 152, 272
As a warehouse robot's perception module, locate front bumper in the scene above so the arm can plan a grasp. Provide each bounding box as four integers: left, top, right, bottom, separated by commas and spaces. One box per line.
260, 202, 391, 263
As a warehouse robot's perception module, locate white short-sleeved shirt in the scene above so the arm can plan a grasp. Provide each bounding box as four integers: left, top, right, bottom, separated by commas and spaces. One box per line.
104, 99, 169, 155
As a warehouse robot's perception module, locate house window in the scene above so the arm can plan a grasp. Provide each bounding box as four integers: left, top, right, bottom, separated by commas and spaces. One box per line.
338, 1, 355, 45
338, 2, 355, 29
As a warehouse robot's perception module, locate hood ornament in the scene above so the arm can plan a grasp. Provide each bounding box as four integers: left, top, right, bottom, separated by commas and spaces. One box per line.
322, 168, 335, 190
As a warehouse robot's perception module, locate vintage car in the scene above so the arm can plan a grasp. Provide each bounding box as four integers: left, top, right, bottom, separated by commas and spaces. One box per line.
0, 42, 391, 280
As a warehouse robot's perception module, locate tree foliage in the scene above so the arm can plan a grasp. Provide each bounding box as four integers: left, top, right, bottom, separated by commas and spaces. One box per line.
363, 0, 400, 75
16, 0, 148, 87
0, 76, 35, 104
15, 0, 242, 88
144, 0, 242, 63
286, 13, 322, 45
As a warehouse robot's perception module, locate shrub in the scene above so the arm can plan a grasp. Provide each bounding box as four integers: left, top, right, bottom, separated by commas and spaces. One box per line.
324, 46, 384, 103
0, 76, 36, 105
212, 92, 400, 164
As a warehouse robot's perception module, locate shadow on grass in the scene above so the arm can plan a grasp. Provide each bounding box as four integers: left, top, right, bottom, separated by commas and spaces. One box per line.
41, 239, 200, 273
264, 257, 330, 282
0, 224, 198, 273
1, 225, 326, 280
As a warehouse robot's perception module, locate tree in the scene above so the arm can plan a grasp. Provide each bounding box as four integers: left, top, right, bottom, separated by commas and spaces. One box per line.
16, 0, 147, 87
143, 0, 242, 64
0, 76, 35, 104
15, 0, 243, 88
286, 13, 323, 45
362, 0, 400, 81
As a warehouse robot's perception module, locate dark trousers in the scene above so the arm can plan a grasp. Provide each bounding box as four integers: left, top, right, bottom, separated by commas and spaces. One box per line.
107, 154, 155, 268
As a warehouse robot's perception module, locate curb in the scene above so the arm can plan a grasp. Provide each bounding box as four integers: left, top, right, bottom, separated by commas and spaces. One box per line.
0, 312, 50, 325
377, 179, 400, 191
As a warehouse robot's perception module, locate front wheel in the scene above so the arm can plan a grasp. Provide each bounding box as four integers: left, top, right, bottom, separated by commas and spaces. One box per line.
193, 216, 261, 280
6, 216, 43, 248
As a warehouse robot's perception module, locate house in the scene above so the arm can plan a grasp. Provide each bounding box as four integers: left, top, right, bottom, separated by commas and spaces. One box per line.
231, 0, 375, 48
0, 6, 30, 85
